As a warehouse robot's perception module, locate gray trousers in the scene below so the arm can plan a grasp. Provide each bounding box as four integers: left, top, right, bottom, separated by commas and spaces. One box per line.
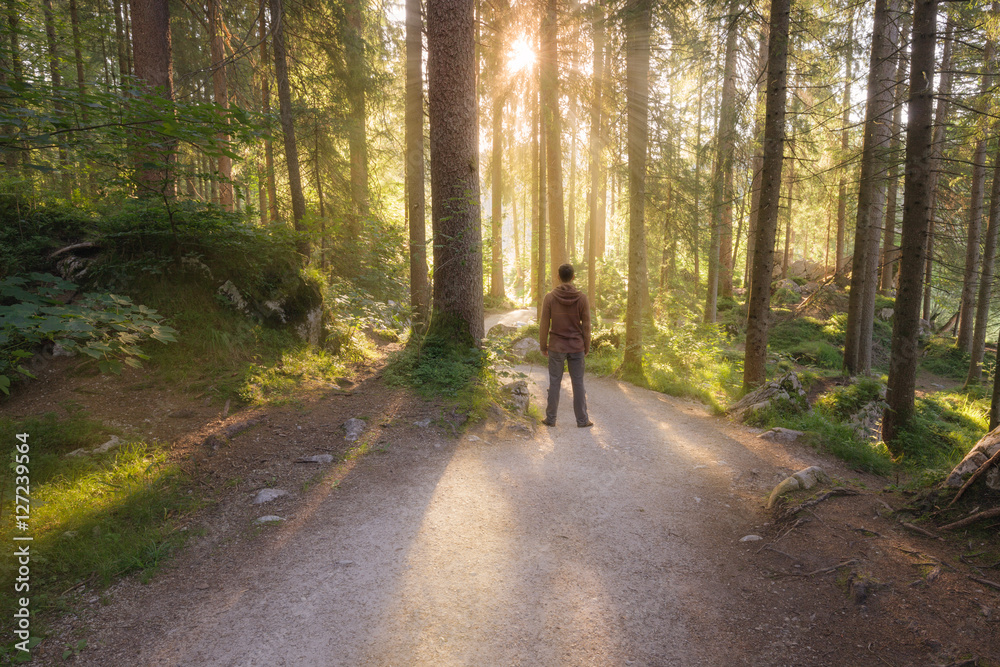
546, 351, 589, 425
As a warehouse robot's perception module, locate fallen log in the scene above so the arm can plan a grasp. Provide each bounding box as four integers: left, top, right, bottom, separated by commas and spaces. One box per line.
949, 447, 1000, 506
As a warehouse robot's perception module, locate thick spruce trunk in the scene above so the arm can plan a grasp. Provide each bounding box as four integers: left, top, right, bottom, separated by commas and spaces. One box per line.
743, 0, 790, 391
883, 0, 938, 448
426, 0, 484, 342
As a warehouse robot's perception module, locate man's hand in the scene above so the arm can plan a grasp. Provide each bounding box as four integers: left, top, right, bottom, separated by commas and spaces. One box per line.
542, 350, 548, 357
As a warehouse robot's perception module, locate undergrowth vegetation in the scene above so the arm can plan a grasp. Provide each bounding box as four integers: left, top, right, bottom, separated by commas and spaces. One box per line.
0, 413, 197, 660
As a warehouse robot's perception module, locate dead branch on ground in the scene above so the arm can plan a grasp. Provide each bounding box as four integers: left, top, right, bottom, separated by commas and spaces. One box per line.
940, 507, 1000, 531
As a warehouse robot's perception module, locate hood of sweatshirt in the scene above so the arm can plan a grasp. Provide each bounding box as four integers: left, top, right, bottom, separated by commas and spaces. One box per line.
551, 283, 583, 306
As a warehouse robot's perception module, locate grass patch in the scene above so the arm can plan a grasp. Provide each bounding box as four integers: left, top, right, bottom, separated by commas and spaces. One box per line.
769, 316, 841, 352
920, 337, 971, 380
0, 414, 197, 656
893, 391, 990, 481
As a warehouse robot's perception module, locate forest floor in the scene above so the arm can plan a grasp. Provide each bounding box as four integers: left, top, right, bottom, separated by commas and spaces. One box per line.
4, 311, 999, 666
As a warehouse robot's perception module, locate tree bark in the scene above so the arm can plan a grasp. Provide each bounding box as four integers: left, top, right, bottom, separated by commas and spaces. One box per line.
967, 23, 999, 385
967, 151, 1000, 385
345, 0, 369, 235
882, 0, 938, 448
836, 10, 854, 274
490, 94, 506, 300
542, 0, 566, 286
269, 0, 309, 257
743, 0, 790, 392
957, 27, 994, 353
587, 7, 604, 310
843, 0, 900, 375
781, 141, 794, 279
705, 0, 739, 322
426, 0, 484, 342
259, 10, 279, 222
622, 0, 651, 376
208, 0, 233, 211
879, 20, 909, 294
406, 0, 429, 321
130, 0, 175, 198
745, 23, 768, 288
113, 0, 129, 83
922, 19, 953, 322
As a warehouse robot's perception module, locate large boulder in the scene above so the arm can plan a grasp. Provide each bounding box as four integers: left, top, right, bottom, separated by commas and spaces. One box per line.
729, 372, 809, 423
945, 427, 1000, 489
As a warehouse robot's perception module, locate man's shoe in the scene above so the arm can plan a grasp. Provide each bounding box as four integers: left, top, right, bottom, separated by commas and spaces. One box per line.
541, 418, 556, 427
577, 420, 594, 428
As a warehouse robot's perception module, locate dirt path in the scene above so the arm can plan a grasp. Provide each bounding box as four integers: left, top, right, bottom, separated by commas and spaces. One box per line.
27, 322, 999, 665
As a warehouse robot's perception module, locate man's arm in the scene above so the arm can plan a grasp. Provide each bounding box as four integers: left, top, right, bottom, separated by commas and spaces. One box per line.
581, 294, 592, 355
539, 294, 551, 356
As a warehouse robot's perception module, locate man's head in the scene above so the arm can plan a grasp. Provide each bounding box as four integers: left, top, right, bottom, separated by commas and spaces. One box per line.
558, 263, 575, 283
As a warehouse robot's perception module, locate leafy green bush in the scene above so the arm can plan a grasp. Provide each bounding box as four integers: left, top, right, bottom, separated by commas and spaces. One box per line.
0, 273, 176, 393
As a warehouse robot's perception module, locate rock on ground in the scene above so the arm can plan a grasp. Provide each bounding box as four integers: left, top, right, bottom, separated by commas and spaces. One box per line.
344, 418, 366, 442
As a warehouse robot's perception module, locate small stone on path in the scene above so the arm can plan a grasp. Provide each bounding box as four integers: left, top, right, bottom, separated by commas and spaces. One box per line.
253, 489, 289, 504
255, 515, 285, 524
297, 454, 334, 464
740, 535, 763, 542
344, 418, 366, 442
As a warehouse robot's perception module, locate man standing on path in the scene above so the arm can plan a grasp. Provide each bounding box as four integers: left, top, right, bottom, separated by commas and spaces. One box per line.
539, 263, 593, 427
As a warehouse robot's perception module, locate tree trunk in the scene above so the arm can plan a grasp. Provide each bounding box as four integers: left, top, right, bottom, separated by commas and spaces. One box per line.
208, 0, 233, 210
587, 7, 604, 310
967, 20, 999, 386
879, 20, 909, 294
130, 0, 175, 198
836, 10, 854, 274
406, 0, 429, 321
621, 0, 651, 376
745, 24, 768, 288
43, 0, 70, 194
490, 94, 506, 300
513, 184, 523, 292
743, 0, 790, 392
956, 28, 994, 353
259, 10, 279, 222
542, 0, 566, 286
113, 0, 129, 83
69, 0, 87, 119
991, 325, 1000, 430
922, 19, 953, 322
781, 141, 794, 279
531, 69, 540, 314
693, 62, 704, 297
882, 0, 938, 449
426, 0, 484, 342
345, 0, 369, 235
4, 0, 22, 171
269, 0, 309, 257
843, 0, 900, 375
536, 53, 548, 320
705, 1, 739, 322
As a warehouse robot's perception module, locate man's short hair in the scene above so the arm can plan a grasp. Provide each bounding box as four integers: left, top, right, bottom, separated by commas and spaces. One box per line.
558, 264, 574, 282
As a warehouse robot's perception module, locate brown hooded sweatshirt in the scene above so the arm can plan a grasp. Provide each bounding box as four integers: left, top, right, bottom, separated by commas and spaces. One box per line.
539, 283, 592, 355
